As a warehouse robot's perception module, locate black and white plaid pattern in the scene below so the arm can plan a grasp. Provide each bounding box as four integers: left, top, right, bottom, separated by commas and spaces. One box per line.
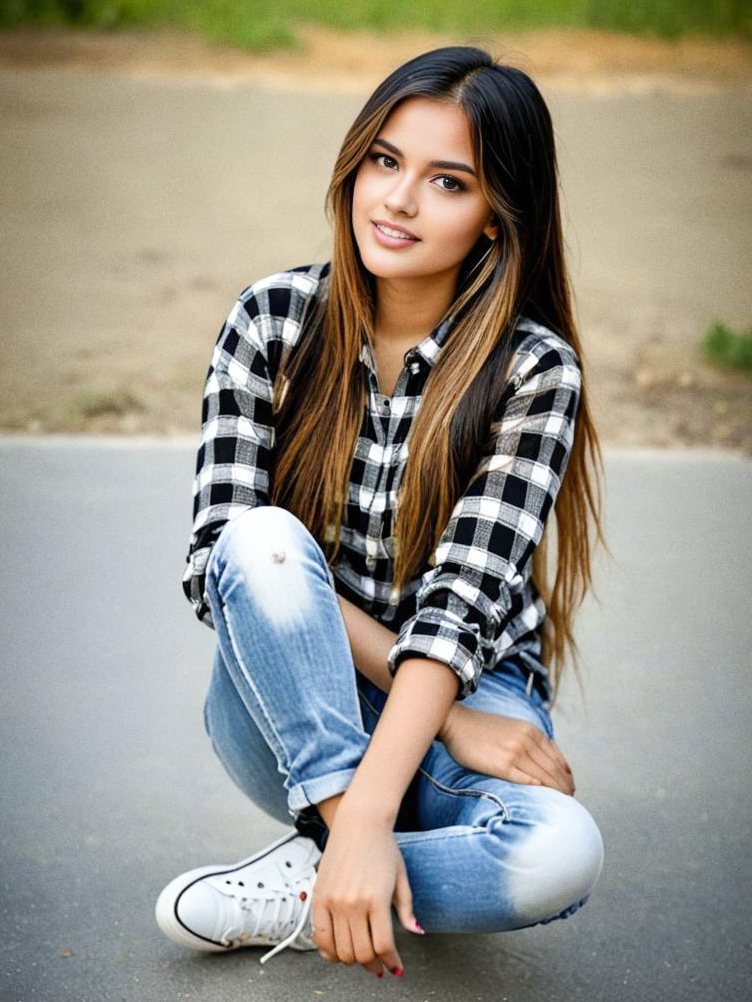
184, 262, 581, 700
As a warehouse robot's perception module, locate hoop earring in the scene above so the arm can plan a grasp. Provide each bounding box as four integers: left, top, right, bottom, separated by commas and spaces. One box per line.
466, 241, 495, 278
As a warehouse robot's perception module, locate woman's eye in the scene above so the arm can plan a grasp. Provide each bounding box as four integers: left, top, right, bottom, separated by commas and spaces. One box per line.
371, 153, 397, 169
434, 175, 464, 192
368, 154, 464, 192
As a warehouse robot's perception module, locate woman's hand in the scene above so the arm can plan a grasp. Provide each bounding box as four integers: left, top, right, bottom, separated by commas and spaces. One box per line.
311, 803, 423, 978
439, 704, 576, 796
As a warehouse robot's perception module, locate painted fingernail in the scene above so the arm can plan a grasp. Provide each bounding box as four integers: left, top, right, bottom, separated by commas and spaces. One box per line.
414, 920, 425, 934
391, 967, 404, 976
377, 971, 384, 979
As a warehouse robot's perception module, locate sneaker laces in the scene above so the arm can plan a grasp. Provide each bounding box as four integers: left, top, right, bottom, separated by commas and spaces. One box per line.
219, 866, 317, 965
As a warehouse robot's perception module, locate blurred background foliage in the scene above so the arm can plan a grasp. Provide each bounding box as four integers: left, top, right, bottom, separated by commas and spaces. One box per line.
703, 322, 752, 374
1, 0, 751, 50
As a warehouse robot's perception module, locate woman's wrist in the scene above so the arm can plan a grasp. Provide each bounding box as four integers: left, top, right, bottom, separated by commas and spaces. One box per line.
337, 658, 460, 829
334, 785, 398, 831
437, 700, 462, 744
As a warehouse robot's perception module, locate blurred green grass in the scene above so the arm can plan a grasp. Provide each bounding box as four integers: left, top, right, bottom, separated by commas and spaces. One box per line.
702, 321, 752, 375
67, 387, 146, 420
2, 0, 751, 51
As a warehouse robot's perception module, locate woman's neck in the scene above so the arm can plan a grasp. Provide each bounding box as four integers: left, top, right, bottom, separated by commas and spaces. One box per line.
373, 271, 456, 346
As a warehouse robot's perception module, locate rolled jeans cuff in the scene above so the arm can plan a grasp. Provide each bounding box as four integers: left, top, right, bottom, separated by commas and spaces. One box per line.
287, 766, 357, 813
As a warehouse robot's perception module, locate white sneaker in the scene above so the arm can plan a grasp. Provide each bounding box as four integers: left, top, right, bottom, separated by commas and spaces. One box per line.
155, 830, 322, 965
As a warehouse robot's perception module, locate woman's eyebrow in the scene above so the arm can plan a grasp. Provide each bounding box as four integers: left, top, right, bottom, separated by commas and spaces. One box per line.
372, 137, 477, 177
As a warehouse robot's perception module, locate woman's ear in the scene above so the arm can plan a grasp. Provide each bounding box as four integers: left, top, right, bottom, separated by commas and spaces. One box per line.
483, 213, 499, 242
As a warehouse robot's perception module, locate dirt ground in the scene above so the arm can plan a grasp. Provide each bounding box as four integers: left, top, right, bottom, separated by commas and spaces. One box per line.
3, 23, 752, 92
1, 25, 751, 453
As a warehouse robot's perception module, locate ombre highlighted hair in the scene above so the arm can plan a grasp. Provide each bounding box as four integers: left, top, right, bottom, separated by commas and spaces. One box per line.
269, 45, 606, 702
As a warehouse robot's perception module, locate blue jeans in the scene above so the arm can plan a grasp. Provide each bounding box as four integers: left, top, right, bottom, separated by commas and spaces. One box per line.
202, 505, 604, 933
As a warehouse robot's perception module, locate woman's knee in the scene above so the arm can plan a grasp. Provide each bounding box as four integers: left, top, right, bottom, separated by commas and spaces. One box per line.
208, 505, 331, 625
211, 505, 309, 569
497, 790, 604, 926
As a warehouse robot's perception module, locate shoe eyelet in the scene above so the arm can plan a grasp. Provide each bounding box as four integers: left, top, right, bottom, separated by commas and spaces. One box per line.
237, 881, 244, 886
285, 861, 292, 867
225, 880, 231, 885
257, 881, 264, 888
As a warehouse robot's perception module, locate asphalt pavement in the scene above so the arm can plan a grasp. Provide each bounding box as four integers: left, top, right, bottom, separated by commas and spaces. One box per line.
1, 439, 750, 1002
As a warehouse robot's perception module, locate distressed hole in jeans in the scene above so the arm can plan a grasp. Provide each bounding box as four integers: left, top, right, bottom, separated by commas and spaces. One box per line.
238, 541, 312, 628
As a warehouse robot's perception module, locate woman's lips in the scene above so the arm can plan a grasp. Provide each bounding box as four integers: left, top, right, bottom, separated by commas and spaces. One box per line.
371, 221, 421, 249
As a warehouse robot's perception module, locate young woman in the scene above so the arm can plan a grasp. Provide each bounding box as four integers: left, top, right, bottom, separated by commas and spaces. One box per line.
155, 45, 606, 979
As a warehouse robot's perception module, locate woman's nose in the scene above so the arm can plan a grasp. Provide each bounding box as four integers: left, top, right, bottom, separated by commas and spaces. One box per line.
383, 174, 418, 217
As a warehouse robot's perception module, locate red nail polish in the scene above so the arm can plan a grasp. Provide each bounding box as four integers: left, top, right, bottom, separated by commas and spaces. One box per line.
391, 967, 404, 976
377, 971, 384, 979
414, 920, 425, 934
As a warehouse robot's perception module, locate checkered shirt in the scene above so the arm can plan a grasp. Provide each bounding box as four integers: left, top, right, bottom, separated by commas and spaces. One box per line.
184, 261, 581, 700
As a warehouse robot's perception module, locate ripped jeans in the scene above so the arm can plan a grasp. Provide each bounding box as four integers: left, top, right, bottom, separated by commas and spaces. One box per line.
202, 505, 604, 933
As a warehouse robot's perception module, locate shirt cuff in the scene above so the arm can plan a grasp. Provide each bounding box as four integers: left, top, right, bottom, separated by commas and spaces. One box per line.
386, 606, 485, 701
182, 546, 215, 629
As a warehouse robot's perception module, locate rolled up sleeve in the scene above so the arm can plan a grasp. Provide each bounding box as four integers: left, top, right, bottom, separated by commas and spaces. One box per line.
387, 339, 582, 700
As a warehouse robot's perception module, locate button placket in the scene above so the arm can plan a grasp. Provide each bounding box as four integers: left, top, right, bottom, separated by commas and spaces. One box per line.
375, 393, 390, 418
362, 346, 422, 576
365, 464, 387, 570
365, 535, 378, 570
372, 377, 403, 567
365, 440, 393, 571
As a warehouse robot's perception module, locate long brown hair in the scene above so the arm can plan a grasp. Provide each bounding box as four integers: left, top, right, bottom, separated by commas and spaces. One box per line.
269, 46, 606, 702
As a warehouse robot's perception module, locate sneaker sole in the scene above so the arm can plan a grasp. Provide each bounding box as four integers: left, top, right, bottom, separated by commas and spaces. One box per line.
155, 830, 320, 952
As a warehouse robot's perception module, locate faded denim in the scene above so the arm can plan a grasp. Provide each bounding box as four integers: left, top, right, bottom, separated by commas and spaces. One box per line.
202, 505, 604, 933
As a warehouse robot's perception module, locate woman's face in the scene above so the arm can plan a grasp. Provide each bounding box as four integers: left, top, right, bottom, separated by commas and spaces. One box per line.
351, 96, 498, 286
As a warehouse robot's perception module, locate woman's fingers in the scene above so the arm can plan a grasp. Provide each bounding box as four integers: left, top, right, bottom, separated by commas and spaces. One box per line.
392, 856, 422, 935
332, 913, 357, 966
351, 916, 386, 978
540, 740, 576, 793
310, 828, 413, 977
369, 905, 404, 976
548, 738, 573, 777
312, 906, 337, 963
521, 746, 573, 795
507, 765, 543, 787
520, 722, 572, 779
314, 902, 403, 978
518, 726, 575, 794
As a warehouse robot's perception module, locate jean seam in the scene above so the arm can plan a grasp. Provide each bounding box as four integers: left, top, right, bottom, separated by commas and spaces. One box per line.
394, 826, 487, 846
207, 573, 293, 777
416, 766, 510, 822
357, 685, 385, 717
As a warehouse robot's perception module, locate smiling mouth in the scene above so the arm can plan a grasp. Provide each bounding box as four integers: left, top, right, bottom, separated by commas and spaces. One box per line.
372, 222, 420, 241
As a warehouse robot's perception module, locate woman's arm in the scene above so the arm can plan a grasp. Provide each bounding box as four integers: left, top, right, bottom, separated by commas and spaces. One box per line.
311, 656, 458, 978
316, 598, 573, 979
337, 593, 573, 792
336, 594, 396, 696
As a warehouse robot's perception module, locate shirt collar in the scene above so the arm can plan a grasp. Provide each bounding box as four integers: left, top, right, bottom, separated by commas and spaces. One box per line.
359, 314, 455, 374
